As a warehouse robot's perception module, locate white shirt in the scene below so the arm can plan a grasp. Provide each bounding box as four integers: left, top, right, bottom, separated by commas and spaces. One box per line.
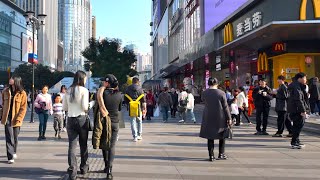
63, 86, 89, 117
237, 92, 248, 108
230, 103, 239, 115
186, 93, 195, 110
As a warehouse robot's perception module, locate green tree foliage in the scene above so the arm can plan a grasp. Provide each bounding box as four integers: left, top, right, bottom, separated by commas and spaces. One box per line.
82, 38, 138, 85
13, 64, 74, 91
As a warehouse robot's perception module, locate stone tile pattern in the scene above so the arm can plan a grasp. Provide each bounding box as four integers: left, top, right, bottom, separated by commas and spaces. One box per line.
0, 106, 319, 180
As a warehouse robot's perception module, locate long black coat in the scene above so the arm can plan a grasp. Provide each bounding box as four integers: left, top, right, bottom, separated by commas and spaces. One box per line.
200, 89, 231, 140
309, 82, 320, 103
275, 84, 289, 112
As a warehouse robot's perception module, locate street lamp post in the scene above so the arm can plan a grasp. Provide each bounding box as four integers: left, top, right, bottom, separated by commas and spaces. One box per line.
23, 11, 46, 123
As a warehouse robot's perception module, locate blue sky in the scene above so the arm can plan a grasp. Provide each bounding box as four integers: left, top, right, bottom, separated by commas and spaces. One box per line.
91, 0, 151, 54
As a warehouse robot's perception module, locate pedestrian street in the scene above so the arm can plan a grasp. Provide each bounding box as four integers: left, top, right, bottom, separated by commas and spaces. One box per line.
0, 108, 320, 180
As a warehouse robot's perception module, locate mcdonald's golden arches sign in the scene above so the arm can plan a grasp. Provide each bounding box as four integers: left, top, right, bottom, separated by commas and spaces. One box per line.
300, 0, 320, 20
223, 23, 233, 45
257, 52, 268, 73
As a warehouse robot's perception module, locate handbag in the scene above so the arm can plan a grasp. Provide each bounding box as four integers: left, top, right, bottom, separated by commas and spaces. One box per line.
86, 114, 93, 131
223, 125, 233, 139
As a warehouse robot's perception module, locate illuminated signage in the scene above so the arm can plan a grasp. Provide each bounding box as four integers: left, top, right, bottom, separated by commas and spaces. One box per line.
257, 52, 268, 73
272, 42, 287, 52
185, 0, 199, 18
300, 0, 320, 20
223, 23, 233, 44
236, 12, 262, 37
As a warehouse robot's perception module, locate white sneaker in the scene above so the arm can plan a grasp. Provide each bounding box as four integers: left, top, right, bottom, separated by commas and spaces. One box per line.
13, 154, 17, 159
8, 159, 14, 164
62, 128, 67, 132
178, 120, 185, 123
133, 138, 138, 142
137, 136, 142, 140
116, 135, 119, 141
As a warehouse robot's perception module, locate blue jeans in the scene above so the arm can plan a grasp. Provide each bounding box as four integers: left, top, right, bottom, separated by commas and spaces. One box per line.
161, 106, 170, 121
130, 116, 142, 138
182, 109, 196, 122
38, 111, 49, 134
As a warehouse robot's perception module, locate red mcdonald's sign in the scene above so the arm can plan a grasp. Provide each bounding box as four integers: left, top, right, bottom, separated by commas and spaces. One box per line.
272, 42, 286, 52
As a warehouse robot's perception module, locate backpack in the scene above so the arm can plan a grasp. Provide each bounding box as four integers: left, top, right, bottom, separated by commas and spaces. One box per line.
146, 95, 154, 106
125, 94, 145, 117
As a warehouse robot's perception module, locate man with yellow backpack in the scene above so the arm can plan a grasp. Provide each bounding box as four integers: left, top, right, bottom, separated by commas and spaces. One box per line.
124, 77, 146, 142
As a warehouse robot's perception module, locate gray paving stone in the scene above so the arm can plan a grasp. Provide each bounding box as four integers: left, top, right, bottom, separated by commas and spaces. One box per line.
0, 106, 319, 180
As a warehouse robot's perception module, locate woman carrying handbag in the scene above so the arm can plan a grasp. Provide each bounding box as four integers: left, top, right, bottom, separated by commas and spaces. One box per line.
200, 78, 232, 162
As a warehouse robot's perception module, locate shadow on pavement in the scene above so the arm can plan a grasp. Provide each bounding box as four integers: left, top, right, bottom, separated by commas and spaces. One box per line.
0, 167, 64, 180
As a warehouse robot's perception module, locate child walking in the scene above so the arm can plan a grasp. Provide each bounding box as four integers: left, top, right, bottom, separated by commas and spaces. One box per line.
53, 94, 64, 139
230, 98, 239, 125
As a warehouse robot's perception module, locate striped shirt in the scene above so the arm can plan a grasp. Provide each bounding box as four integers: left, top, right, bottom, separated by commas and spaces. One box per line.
53, 103, 64, 116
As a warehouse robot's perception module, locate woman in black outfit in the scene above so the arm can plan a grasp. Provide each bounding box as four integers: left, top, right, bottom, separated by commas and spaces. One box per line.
93, 74, 122, 180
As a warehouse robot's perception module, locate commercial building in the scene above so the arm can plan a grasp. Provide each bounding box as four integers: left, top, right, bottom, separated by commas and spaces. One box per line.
58, 0, 92, 72
136, 53, 152, 83
0, 0, 30, 84
152, 0, 320, 90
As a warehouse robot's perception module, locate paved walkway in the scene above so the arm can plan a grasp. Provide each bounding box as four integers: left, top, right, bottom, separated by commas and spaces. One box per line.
0, 107, 320, 180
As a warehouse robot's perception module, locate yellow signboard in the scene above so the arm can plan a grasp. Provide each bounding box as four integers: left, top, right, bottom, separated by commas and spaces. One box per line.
300, 0, 320, 20
257, 52, 268, 73
223, 23, 233, 45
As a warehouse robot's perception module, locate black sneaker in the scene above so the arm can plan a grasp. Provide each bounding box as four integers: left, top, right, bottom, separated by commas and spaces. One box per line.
298, 142, 306, 148
42, 136, 46, 140
209, 156, 216, 162
291, 143, 302, 149
254, 131, 262, 135
218, 154, 228, 160
272, 133, 283, 137
261, 131, 269, 135
37, 136, 42, 141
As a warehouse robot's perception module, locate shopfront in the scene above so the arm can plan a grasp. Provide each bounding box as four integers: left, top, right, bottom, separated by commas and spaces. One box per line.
215, 0, 320, 88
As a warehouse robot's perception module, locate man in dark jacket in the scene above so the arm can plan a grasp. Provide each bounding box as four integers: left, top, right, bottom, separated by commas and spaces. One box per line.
125, 77, 146, 142
272, 75, 292, 137
158, 87, 173, 122
252, 78, 273, 135
287, 73, 309, 149
309, 77, 320, 116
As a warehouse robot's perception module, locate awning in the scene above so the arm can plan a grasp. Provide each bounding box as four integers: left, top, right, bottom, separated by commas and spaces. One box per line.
49, 77, 101, 93
218, 20, 320, 51
159, 63, 182, 78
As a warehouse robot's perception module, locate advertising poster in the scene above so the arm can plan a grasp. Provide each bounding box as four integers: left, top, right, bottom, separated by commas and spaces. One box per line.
21, 32, 37, 62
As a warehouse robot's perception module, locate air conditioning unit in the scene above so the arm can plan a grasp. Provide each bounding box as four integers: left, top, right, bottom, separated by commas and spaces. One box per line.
150, 32, 153, 36
150, 22, 153, 26
150, 42, 154, 46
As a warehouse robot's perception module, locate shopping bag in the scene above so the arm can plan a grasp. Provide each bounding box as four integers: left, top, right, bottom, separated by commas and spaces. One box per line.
154, 106, 160, 117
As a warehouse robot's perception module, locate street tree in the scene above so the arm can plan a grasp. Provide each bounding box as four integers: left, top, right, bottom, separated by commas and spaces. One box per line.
82, 38, 137, 85
13, 63, 74, 91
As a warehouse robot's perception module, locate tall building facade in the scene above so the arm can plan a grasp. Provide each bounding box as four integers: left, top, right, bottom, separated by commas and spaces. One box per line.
0, 0, 30, 84
58, 0, 92, 72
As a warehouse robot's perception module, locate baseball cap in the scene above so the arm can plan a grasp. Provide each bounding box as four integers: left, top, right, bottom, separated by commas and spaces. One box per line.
100, 74, 118, 87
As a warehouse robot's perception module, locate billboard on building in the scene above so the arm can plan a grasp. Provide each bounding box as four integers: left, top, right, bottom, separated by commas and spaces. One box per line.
204, 0, 249, 33
21, 32, 37, 62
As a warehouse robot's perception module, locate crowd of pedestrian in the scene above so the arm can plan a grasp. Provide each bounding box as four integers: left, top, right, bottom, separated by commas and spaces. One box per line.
0, 71, 316, 179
